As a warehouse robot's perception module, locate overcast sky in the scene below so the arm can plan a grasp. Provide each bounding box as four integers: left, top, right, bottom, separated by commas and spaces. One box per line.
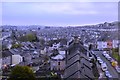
1, 0, 119, 26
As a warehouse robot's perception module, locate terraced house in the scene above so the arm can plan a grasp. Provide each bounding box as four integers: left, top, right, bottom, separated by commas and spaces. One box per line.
64, 37, 96, 80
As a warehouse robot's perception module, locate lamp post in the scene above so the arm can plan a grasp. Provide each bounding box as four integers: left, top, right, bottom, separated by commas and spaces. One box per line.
118, 44, 120, 67
118, 44, 120, 56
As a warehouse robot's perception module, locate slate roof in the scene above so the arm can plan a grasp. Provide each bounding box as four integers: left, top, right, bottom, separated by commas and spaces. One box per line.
64, 39, 95, 79
9, 49, 19, 55
2, 50, 13, 58
67, 41, 87, 55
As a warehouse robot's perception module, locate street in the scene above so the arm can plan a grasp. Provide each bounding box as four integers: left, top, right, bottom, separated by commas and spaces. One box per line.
94, 51, 119, 79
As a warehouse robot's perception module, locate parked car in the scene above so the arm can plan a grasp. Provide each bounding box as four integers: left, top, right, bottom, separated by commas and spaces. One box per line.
106, 56, 112, 61
99, 59, 104, 64
97, 57, 101, 61
103, 54, 113, 61
111, 61, 118, 67
101, 63, 108, 71
115, 66, 120, 73
102, 52, 107, 57
32, 56, 35, 59
105, 70, 112, 78
97, 57, 104, 64
95, 54, 99, 58
110, 59, 115, 63
104, 54, 109, 58
98, 73, 104, 79
103, 51, 107, 54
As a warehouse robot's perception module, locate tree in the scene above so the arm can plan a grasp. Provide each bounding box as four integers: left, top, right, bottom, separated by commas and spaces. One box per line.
39, 37, 45, 46
26, 34, 37, 42
18, 33, 39, 42
11, 43, 22, 49
90, 58, 99, 77
8, 66, 35, 80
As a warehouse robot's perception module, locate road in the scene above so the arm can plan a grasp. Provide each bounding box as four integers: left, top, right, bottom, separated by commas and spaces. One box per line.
94, 51, 119, 79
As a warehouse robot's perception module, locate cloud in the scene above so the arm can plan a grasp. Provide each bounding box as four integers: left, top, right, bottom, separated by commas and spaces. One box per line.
0, 3, 2, 25
2, 2, 99, 15
2, 2, 118, 26
2, 2, 117, 15
1, 0, 119, 2
2, 2, 96, 15
27, 2, 117, 15
30, 3, 97, 15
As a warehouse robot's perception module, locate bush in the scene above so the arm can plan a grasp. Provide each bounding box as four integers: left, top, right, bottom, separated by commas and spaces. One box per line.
113, 53, 120, 61
112, 48, 119, 53
9, 66, 35, 80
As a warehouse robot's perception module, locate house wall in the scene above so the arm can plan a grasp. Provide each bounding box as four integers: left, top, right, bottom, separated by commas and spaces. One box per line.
102, 42, 107, 49
97, 42, 103, 49
41, 50, 45, 54
25, 55, 31, 63
97, 41, 112, 49
112, 40, 119, 48
56, 60, 65, 70
50, 60, 65, 71
12, 55, 23, 65
107, 41, 112, 49
0, 59, 2, 69
2, 56, 11, 67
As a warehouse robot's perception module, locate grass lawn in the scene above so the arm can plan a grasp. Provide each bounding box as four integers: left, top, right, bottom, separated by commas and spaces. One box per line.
112, 52, 120, 65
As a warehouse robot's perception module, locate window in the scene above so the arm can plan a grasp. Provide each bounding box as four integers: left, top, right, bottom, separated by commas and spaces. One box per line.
58, 62, 60, 65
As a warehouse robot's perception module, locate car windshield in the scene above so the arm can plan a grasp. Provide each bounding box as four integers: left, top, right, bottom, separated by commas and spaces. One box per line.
118, 68, 120, 71
106, 71, 109, 73
103, 67, 107, 69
